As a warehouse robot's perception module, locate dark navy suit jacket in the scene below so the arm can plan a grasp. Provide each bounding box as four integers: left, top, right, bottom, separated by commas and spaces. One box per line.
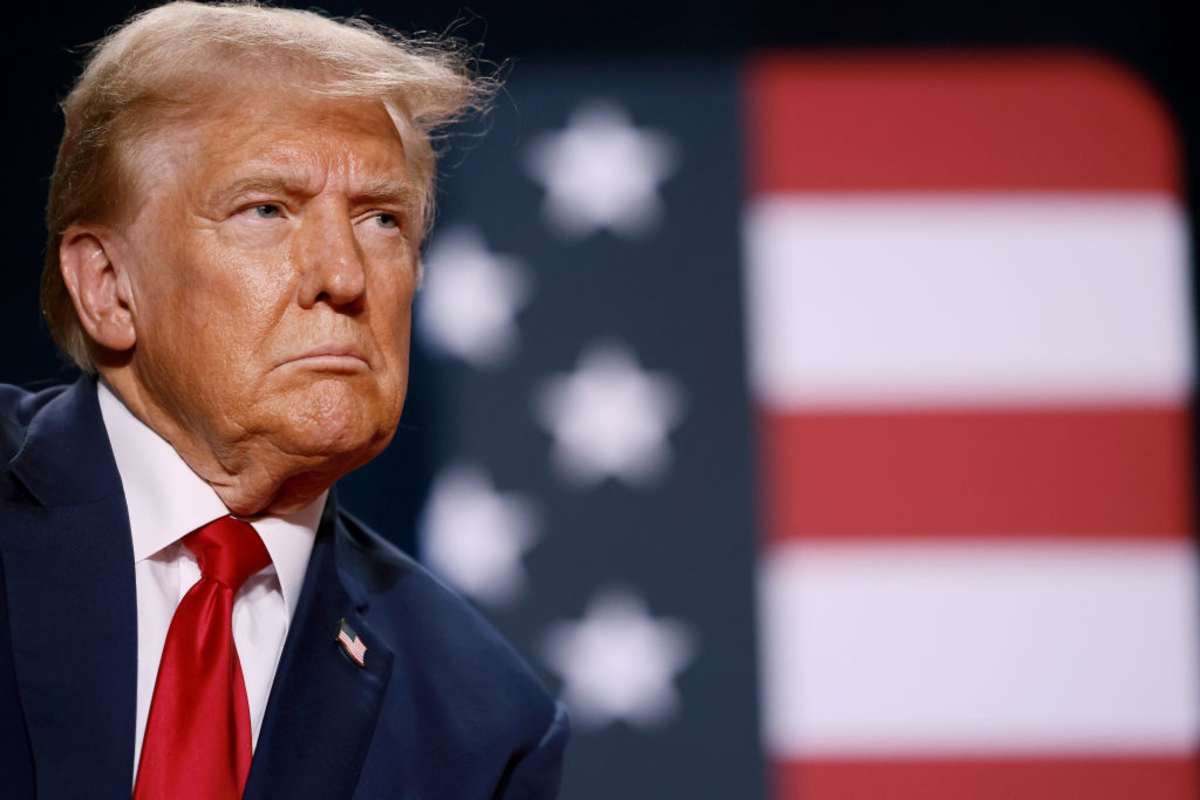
0, 377, 568, 799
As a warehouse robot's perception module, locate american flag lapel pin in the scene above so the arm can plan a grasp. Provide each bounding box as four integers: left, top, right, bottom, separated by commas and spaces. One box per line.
337, 618, 367, 668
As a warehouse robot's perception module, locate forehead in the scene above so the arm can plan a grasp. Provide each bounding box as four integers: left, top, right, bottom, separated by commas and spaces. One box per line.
182, 91, 410, 189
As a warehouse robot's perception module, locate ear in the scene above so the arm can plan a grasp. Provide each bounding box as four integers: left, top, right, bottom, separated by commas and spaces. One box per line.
58, 225, 137, 352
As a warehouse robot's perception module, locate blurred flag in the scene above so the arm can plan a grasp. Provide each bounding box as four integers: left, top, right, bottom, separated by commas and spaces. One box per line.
746, 54, 1199, 799
344, 50, 1199, 799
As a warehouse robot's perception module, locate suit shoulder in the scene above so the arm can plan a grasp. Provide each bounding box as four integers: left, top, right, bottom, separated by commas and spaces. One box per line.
336, 508, 559, 725
0, 382, 71, 464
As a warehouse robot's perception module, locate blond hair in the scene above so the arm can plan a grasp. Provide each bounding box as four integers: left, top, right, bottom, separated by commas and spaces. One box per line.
42, 0, 491, 372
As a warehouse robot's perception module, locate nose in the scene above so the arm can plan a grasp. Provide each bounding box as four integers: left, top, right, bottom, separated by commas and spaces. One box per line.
296, 201, 367, 311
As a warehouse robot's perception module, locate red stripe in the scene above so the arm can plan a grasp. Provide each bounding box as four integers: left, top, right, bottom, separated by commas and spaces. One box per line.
760, 406, 1193, 540
776, 756, 1199, 800
746, 53, 1180, 196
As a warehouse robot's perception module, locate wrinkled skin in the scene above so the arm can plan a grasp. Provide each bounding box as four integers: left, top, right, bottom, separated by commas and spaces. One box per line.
59, 90, 419, 515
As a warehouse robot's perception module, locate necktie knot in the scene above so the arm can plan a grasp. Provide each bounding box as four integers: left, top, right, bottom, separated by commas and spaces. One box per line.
184, 515, 271, 590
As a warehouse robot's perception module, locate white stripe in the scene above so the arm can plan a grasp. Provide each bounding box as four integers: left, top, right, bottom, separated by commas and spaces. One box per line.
760, 539, 1200, 756
744, 195, 1193, 410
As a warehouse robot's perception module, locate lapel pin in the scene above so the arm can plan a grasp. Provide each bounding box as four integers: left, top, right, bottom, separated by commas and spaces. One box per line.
337, 618, 367, 668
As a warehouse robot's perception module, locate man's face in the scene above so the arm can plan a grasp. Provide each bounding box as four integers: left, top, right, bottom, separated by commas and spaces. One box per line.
117, 91, 417, 479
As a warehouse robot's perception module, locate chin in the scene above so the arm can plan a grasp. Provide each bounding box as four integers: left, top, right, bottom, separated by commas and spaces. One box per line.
276, 377, 399, 462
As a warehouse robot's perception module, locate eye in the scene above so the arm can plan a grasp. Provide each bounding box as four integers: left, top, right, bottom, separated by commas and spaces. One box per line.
253, 203, 283, 219
374, 212, 400, 229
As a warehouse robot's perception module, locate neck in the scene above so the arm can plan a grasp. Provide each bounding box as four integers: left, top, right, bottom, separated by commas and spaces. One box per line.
99, 369, 341, 517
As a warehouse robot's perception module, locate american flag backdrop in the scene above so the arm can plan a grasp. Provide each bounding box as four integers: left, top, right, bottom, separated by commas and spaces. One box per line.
340, 50, 1200, 798
747, 54, 1199, 798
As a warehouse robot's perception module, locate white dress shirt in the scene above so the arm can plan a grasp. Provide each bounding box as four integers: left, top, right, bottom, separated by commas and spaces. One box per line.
96, 382, 324, 783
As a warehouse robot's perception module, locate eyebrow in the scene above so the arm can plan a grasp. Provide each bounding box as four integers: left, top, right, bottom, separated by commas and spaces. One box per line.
209, 173, 417, 209
208, 174, 310, 207
350, 176, 418, 209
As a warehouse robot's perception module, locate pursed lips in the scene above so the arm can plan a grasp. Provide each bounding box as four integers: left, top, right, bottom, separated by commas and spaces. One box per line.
278, 345, 370, 370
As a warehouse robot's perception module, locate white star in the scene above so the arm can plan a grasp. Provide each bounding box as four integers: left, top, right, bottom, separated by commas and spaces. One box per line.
417, 227, 529, 367
534, 341, 685, 487
525, 101, 678, 238
542, 588, 696, 729
419, 465, 539, 606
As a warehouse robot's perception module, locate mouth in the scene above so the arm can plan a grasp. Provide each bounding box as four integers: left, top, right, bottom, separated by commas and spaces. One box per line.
279, 346, 370, 373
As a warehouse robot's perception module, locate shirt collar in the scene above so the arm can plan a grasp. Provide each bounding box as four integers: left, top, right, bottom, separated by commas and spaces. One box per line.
97, 381, 323, 618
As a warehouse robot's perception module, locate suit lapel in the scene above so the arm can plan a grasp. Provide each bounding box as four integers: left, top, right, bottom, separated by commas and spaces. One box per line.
244, 494, 395, 800
2, 377, 138, 797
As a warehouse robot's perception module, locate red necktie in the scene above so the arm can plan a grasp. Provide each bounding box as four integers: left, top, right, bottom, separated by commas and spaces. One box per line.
133, 516, 271, 800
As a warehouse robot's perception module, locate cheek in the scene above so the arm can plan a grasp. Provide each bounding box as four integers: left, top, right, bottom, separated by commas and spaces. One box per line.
382, 275, 417, 364
192, 233, 293, 316
148, 243, 291, 376
227, 258, 295, 322
370, 254, 418, 340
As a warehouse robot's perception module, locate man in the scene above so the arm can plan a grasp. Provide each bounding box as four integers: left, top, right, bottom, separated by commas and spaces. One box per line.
0, 2, 567, 798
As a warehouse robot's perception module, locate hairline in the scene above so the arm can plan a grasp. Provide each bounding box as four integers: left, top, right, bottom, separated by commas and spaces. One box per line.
107, 76, 433, 232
